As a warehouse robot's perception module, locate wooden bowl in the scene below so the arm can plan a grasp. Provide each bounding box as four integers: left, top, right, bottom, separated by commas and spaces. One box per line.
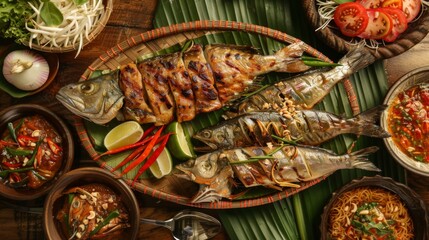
0, 44, 59, 98
381, 66, 429, 177
26, 0, 113, 54
43, 167, 140, 240
302, 0, 429, 59
0, 104, 74, 201
320, 175, 428, 239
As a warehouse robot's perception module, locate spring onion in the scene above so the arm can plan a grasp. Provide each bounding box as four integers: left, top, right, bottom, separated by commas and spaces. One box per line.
2, 50, 50, 91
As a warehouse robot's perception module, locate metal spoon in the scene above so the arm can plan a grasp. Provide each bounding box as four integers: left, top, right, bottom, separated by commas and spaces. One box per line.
140, 210, 222, 240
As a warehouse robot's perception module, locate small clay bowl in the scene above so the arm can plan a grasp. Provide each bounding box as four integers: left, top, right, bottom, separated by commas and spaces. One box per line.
0, 44, 59, 98
0, 104, 74, 201
320, 175, 428, 239
381, 66, 429, 177
43, 167, 140, 240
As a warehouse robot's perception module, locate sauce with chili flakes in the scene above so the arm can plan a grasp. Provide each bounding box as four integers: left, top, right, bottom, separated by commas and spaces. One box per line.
0, 115, 63, 189
388, 84, 429, 163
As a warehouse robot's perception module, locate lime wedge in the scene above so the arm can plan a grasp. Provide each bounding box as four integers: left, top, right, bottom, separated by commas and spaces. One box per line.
149, 146, 173, 179
103, 121, 144, 151
165, 121, 194, 161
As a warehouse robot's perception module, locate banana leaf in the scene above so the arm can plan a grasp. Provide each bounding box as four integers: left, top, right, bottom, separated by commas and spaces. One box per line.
153, 0, 406, 239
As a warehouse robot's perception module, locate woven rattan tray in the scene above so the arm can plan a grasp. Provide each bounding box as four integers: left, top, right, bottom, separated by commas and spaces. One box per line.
74, 20, 360, 209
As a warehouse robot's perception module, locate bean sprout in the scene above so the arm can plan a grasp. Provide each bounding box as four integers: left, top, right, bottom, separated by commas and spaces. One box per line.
26, 0, 105, 57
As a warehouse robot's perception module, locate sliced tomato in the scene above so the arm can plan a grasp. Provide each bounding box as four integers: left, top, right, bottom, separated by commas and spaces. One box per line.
358, 9, 393, 39
333, 2, 369, 37
382, 0, 403, 9
382, 7, 408, 42
402, 0, 421, 22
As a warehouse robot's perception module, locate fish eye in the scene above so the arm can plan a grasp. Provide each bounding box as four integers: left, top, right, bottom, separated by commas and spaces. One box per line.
202, 130, 211, 138
80, 83, 95, 94
72, 199, 80, 208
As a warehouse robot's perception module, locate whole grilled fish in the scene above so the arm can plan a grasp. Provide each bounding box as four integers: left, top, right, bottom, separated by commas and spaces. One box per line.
193, 105, 390, 151
56, 42, 310, 125
230, 43, 376, 115
176, 145, 380, 203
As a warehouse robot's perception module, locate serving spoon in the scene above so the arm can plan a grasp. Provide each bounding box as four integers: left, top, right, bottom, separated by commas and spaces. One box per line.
140, 210, 222, 240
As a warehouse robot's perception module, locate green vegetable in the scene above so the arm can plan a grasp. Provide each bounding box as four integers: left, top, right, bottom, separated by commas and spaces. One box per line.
89, 209, 120, 237
0, 167, 34, 178
40, 0, 63, 26
0, 0, 35, 42
25, 138, 43, 167
6, 147, 33, 156
7, 122, 18, 144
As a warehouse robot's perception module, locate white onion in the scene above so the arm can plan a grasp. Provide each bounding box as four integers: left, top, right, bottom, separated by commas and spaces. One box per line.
2, 50, 50, 91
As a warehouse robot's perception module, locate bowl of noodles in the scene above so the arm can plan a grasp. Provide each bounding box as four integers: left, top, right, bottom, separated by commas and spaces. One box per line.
320, 175, 428, 239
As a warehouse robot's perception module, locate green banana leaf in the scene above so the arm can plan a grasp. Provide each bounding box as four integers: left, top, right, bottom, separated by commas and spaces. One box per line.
153, 0, 406, 239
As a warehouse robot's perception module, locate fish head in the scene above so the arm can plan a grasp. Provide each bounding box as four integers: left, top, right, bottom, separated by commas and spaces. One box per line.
56, 71, 124, 125
176, 151, 234, 203
193, 125, 232, 152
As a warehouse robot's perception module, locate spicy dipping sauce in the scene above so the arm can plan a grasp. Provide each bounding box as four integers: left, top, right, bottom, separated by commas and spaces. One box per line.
388, 84, 429, 163
0, 115, 63, 189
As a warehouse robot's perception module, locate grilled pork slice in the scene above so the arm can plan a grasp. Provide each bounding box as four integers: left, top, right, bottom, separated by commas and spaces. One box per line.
119, 63, 156, 124
183, 44, 222, 114
138, 56, 176, 126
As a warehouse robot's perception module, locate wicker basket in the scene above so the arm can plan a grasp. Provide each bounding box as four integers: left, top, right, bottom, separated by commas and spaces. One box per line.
27, 0, 113, 53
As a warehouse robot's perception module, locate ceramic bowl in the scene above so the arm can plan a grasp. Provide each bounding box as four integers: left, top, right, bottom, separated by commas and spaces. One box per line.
381, 66, 429, 177
0, 104, 74, 200
320, 175, 428, 239
43, 167, 140, 240
302, 0, 429, 59
0, 44, 59, 98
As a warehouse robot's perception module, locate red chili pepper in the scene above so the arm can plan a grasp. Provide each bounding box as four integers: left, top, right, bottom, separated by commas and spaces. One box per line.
94, 135, 156, 160
119, 126, 165, 177
141, 125, 157, 140
131, 134, 170, 186
9, 172, 21, 183
2, 161, 22, 169
111, 133, 172, 172
17, 135, 38, 147
110, 144, 147, 173
47, 138, 61, 155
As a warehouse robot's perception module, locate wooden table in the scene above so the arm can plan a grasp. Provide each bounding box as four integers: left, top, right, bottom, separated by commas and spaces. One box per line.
0, 0, 428, 239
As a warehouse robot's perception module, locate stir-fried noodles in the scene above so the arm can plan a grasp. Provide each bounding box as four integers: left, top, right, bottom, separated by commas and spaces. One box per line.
328, 187, 413, 239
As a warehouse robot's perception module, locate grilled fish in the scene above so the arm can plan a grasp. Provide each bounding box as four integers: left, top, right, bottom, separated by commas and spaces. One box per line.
230, 43, 376, 115
176, 145, 380, 203
57, 42, 310, 125
193, 105, 390, 151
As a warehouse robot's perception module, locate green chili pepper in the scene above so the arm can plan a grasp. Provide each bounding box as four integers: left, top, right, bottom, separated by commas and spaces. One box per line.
7, 122, 18, 144
5, 147, 33, 156
89, 209, 120, 237
31, 170, 46, 180
302, 59, 342, 67
0, 167, 34, 178
25, 138, 43, 167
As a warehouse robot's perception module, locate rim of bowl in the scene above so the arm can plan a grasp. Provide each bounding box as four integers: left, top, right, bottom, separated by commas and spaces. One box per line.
381, 66, 429, 177
43, 167, 140, 240
320, 175, 428, 239
0, 104, 74, 201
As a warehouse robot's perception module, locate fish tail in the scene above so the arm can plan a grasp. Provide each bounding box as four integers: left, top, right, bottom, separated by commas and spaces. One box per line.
275, 42, 311, 73
338, 43, 376, 73
349, 146, 381, 172
350, 105, 391, 138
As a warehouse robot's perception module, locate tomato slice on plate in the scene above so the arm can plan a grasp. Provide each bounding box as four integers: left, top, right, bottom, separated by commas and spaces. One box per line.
382, 7, 408, 42
402, 0, 421, 22
333, 2, 369, 37
358, 9, 393, 39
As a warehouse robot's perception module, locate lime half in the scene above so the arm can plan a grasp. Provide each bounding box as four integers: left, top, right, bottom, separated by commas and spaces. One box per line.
149, 146, 173, 179
165, 121, 194, 161
103, 121, 144, 150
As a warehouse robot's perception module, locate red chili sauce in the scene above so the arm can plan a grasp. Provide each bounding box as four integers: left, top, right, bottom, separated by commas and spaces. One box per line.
388, 84, 429, 163
0, 115, 63, 189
